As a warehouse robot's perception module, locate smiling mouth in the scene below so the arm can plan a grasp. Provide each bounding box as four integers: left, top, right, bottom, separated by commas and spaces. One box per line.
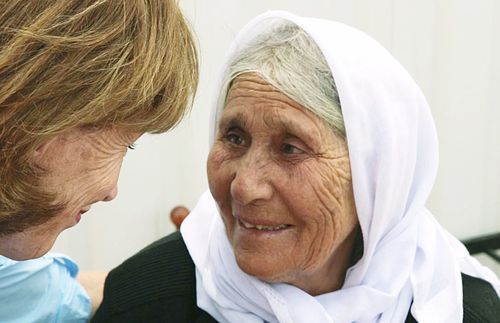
238, 218, 290, 231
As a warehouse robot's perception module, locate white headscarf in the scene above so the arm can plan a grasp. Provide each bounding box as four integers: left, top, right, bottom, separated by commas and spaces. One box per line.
182, 11, 500, 323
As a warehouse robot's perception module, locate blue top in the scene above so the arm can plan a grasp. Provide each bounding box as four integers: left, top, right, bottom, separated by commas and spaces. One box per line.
0, 253, 91, 322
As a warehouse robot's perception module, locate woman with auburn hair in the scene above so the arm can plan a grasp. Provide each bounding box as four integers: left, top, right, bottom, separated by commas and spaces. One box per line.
0, 0, 198, 320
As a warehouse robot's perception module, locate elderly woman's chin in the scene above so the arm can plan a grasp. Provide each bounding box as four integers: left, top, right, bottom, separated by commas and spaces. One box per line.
227, 219, 300, 283
227, 218, 358, 295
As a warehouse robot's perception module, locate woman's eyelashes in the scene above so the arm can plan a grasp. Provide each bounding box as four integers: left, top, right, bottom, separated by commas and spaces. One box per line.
221, 127, 309, 159
280, 133, 311, 156
281, 143, 305, 155
223, 127, 246, 146
127, 143, 136, 150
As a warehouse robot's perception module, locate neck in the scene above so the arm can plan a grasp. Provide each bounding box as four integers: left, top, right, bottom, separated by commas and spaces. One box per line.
0, 230, 50, 260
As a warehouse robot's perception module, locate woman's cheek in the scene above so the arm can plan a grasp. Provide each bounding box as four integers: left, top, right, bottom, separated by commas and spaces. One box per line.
207, 145, 232, 196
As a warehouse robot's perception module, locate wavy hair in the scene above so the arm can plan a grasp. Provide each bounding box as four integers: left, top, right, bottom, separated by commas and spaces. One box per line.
0, 0, 198, 234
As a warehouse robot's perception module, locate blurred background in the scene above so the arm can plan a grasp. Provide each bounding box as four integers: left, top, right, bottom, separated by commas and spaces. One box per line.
52, 0, 500, 273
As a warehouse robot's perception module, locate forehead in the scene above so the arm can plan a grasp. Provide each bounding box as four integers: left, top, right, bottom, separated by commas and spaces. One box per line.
225, 73, 303, 112
222, 74, 326, 134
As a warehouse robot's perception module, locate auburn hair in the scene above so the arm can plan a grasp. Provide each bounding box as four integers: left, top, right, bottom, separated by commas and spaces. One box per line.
0, 0, 198, 234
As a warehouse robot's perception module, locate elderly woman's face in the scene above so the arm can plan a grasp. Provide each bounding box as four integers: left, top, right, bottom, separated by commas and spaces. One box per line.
0, 127, 140, 260
207, 74, 359, 295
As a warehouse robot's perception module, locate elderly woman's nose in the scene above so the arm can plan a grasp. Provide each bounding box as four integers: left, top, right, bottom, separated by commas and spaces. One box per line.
230, 156, 273, 205
102, 185, 118, 202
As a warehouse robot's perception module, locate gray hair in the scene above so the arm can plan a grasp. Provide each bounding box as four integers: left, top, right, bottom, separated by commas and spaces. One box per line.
220, 21, 345, 137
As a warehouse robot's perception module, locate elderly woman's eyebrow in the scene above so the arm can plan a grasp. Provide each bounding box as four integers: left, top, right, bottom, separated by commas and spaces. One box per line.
219, 103, 326, 152
220, 109, 316, 138
219, 108, 323, 149
218, 112, 245, 131
262, 112, 322, 145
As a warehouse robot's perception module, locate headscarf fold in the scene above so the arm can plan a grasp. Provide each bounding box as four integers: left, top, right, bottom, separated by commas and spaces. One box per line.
182, 10, 500, 323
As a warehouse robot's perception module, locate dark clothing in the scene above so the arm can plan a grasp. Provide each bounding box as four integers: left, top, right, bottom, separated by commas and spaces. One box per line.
93, 232, 500, 323
92, 232, 214, 323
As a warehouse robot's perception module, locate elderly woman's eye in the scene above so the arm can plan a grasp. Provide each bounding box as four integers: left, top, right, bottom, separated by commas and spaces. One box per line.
127, 143, 136, 150
225, 133, 244, 145
222, 127, 245, 146
281, 143, 304, 154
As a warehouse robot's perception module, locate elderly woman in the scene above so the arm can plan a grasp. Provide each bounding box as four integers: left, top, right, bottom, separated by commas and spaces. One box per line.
94, 11, 499, 322
0, 0, 197, 321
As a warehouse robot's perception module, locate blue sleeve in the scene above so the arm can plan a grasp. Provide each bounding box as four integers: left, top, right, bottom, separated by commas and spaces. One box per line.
0, 253, 92, 323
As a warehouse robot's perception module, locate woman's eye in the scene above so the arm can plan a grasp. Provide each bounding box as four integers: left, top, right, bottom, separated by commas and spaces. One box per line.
225, 133, 244, 145
281, 143, 304, 155
127, 143, 136, 150
222, 126, 246, 146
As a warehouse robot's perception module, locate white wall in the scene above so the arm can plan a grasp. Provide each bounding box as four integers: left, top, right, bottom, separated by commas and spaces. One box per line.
52, 0, 500, 271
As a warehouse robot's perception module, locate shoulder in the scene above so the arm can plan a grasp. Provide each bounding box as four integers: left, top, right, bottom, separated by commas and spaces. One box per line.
93, 231, 216, 323
461, 273, 500, 323
0, 254, 91, 322
94, 231, 194, 312
105, 231, 195, 300
405, 273, 500, 323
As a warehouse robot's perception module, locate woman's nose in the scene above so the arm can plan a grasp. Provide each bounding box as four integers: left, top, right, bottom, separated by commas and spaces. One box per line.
230, 154, 273, 205
103, 186, 118, 202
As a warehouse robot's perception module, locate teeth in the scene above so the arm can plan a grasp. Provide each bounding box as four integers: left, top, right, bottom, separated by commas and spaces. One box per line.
240, 219, 288, 231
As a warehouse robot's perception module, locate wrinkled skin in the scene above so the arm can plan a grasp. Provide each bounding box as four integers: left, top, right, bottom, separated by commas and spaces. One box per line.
0, 127, 140, 260
207, 73, 359, 295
